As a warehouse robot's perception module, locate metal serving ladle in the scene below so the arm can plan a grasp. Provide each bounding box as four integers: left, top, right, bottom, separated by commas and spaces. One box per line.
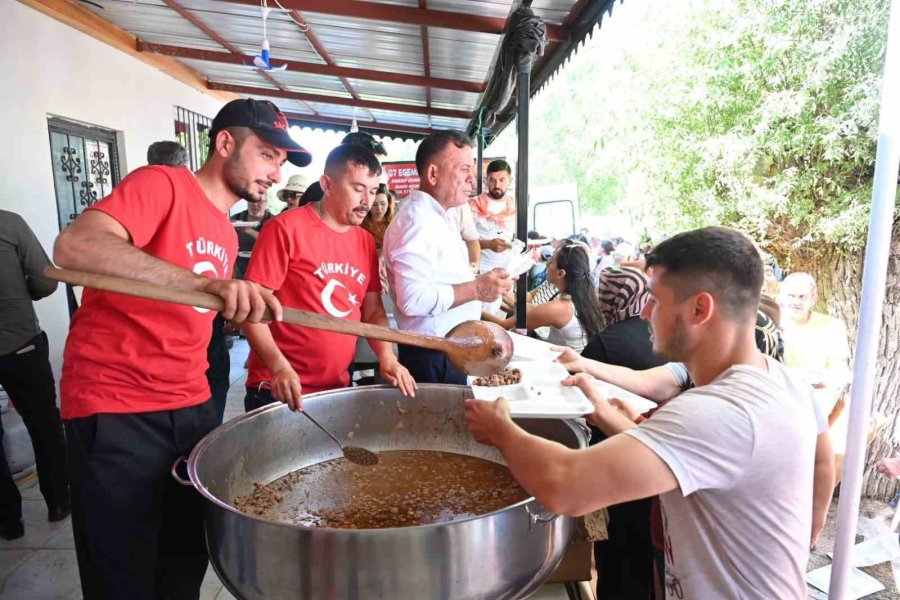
302, 411, 379, 466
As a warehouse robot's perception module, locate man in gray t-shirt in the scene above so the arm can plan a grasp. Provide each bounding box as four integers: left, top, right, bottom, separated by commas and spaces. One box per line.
465, 226, 834, 599
627, 356, 825, 598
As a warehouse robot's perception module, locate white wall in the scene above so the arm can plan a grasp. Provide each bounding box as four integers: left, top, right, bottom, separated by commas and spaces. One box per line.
0, 1, 225, 378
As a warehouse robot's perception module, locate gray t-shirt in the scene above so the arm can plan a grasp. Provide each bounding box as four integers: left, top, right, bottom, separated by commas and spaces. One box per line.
626, 356, 826, 600
665, 362, 692, 391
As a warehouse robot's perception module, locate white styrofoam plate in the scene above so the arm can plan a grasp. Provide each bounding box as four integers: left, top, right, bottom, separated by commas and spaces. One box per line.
469, 361, 593, 419
508, 332, 563, 362
231, 221, 259, 228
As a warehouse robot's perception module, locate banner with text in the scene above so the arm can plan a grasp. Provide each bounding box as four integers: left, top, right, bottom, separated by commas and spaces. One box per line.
383, 158, 507, 199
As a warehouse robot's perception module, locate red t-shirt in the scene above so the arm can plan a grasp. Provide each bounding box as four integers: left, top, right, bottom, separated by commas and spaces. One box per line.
245, 205, 380, 393
60, 166, 236, 419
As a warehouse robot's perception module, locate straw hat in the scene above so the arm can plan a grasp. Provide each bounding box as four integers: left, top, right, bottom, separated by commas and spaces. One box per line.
277, 174, 310, 201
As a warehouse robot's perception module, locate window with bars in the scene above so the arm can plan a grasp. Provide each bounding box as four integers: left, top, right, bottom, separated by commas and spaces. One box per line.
174, 106, 212, 171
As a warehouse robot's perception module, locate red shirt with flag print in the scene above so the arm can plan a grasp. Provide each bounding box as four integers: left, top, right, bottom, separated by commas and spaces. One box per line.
245, 204, 380, 393
60, 166, 237, 419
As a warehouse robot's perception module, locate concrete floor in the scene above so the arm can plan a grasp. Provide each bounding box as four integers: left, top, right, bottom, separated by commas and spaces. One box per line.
0, 338, 573, 600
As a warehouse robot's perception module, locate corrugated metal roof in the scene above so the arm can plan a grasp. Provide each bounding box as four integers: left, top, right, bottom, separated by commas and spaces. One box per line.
367, 109, 432, 128
426, 0, 512, 20
347, 79, 427, 105
428, 27, 500, 82
179, 58, 280, 88
83, 0, 217, 48
76, 0, 608, 138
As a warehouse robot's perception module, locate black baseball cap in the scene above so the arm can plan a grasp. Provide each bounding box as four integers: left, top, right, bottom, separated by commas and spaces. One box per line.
341, 131, 387, 157
210, 99, 312, 167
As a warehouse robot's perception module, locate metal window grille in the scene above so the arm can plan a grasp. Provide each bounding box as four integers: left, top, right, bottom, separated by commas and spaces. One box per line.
174, 106, 212, 171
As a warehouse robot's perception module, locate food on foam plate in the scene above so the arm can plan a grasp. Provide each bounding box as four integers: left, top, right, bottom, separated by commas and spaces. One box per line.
472, 368, 522, 387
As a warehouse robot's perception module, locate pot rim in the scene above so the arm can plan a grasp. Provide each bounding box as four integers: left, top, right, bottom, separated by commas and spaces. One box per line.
186, 384, 586, 534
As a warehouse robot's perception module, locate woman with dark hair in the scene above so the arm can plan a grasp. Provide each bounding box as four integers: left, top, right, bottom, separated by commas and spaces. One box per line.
595, 240, 616, 276
361, 183, 396, 251
483, 243, 602, 352
361, 183, 396, 294
583, 266, 662, 369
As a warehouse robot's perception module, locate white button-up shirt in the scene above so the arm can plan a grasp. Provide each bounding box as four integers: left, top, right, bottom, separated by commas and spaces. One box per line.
383, 190, 481, 336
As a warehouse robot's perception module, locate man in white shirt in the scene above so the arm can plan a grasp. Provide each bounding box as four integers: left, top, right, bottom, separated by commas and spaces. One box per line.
383, 131, 513, 384
465, 226, 833, 600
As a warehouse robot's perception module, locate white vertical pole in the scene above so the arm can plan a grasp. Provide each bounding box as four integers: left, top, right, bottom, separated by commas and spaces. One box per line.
829, 1, 900, 597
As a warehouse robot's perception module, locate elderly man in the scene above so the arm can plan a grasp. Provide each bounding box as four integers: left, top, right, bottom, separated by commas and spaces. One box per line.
466, 227, 833, 599
53, 98, 304, 599
383, 131, 513, 384
780, 271, 852, 474
779, 272, 851, 387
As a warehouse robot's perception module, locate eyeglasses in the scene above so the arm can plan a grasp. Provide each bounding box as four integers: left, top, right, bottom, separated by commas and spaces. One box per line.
283, 191, 301, 199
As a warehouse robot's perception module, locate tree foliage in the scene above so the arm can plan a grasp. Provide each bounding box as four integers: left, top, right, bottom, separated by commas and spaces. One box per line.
495, 0, 891, 252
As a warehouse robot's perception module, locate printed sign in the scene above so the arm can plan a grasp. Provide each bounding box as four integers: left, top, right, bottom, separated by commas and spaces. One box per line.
383, 158, 507, 199
382, 162, 419, 199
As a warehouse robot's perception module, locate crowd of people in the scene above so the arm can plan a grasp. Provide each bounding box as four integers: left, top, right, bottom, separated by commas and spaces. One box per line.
0, 97, 872, 600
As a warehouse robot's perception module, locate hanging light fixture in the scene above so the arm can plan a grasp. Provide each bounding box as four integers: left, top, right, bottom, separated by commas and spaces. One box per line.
350, 106, 359, 133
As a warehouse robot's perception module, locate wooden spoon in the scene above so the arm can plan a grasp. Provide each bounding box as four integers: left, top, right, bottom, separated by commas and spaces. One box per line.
45, 267, 513, 377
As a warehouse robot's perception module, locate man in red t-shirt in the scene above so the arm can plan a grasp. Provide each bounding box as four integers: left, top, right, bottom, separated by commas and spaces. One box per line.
53, 99, 311, 600
243, 144, 416, 411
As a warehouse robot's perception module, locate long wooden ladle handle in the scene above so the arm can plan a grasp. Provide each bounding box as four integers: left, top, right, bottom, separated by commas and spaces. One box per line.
44, 267, 451, 352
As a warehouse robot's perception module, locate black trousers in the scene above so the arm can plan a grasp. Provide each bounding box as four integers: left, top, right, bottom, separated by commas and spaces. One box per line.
0, 331, 68, 526
66, 398, 218, 600
206, 313, 230, 423
397, 344, 467, 385
244, 386, 277, 412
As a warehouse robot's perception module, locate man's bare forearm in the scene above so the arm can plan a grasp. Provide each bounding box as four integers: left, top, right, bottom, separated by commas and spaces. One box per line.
811, 431, 835, 539
812, 460, 834, 523
243, 322, 292, 373
466, 240, 480, 265
581, 361, 677, 403
493, 425, 579, 512
362, 304, 396, 362
451, 280, 478, 308
590, 407, 638, 437
55, 229, 206, 290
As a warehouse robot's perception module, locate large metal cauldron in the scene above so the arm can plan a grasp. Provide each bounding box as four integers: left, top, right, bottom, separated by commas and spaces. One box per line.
181, 385, 589, 600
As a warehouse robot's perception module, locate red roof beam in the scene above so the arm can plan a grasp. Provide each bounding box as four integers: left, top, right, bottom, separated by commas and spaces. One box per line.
208, 82, 473, 119
213, 0, 569, 42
